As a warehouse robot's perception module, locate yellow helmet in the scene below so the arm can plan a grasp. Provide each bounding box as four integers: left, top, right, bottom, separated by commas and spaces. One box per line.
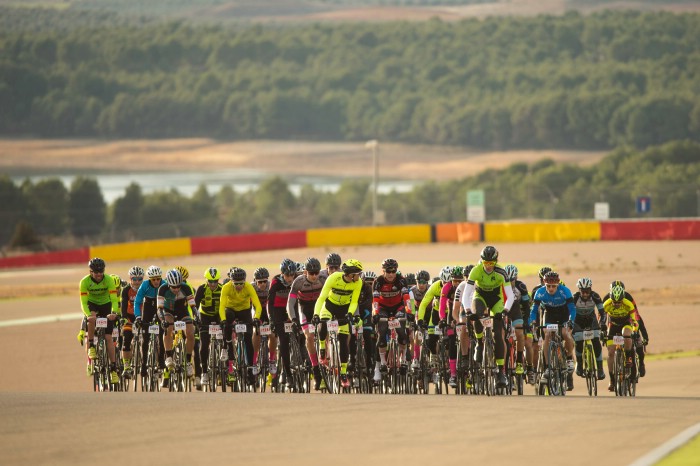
341, 259, 363, 274
175, 265, 189, 281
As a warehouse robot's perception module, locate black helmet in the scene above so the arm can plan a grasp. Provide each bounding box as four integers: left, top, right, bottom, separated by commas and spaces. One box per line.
416, 270, 430, 282
404, 273, 417, 286
381, 258, 399, 270
228, 267, 246, 282
451, 266, 465, 280
305, 257, 321, 274
280, 258, 297, 275
464, 264, 475, 279
480, 246, 498, 262
89, 257, 105, 272
538, 266, 552, 280
325, 252, 342, 267
254, 267, 269, 280
544, 271, 560, 285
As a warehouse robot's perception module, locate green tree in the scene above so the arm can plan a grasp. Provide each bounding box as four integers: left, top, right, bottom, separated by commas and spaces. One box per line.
68, 176, 106, 237
22, 178, 69, 236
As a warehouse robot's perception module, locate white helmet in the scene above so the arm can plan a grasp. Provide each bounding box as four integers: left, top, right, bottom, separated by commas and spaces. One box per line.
439, 266, 452, 283
146, 265, 162, 279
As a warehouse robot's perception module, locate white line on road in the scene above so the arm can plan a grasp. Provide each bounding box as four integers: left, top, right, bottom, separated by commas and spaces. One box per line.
0, 313, 83, 328
629, 421, 700, 466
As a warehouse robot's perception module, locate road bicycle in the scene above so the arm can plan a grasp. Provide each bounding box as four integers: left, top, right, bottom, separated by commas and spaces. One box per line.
581, 328, 598, 396
206, 323, 227, 392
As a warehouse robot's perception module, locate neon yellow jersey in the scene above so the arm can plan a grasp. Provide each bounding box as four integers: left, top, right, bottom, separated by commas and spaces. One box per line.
79, 274, 119, 316
314, 271, 362, 316
602, 298, 637, 324
417, 280, 442, 322
219, 281, 262, 320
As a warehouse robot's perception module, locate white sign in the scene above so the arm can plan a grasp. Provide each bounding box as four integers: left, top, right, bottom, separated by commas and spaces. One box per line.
327, 321, 339, 334
594, 202, 610, 220
259, 324, 271, 336
209, 325, 221, 335
235, 324, 247, 333
96, 318, 108, 328
583, 330, 595, 341
148, 325, 160, 335
467, 190, 486, 222
174, 321, 186, 331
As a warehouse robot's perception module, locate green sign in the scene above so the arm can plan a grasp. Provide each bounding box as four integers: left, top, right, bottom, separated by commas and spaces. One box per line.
467, 190, 485, 206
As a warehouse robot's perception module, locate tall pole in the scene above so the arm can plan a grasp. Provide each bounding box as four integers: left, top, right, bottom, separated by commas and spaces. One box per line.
366, 140, 379, 225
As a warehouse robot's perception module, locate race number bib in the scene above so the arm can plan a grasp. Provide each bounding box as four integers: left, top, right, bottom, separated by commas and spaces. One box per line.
112, 328, 119, 339
327, 320, 339, 333
259, 324, 272, 336
388, 319, 401, 329
546, 324, 559, 333
284, 322, 294, 333
174, 321, 186, 331
235, 324, 247, 333
148, 325, 159, 335
433, 327, 442, 336
96, 317, 108, 328
209, 325, 221, 335
582, 330, 595, 341
481, 318, 493, 329
613, 335, 625, 346
355, 325, 363, 335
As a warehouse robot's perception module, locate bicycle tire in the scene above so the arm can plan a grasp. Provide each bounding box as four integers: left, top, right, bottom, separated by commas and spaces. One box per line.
483, 333, 496, 396
547, 341, 562, 396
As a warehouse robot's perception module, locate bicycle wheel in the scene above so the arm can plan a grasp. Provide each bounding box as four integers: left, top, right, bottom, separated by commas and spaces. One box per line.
131, 331, 142, 392
483, 336, 496, 396
547, 342, 563, 396
331, 337, 342, 394
614, 348, 626, 396
628, 350, 638, 397
584, 343, 597, 397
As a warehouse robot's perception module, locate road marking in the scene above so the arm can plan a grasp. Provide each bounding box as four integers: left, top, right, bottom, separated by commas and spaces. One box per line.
0, 313, 83, 328
629, 422, 700, 466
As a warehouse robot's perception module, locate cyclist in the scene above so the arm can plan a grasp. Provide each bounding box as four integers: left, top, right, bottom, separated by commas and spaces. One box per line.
251, 267, 274, 385
452, 265, 474, 379
418, 266, 452, 386
320, 252, 342, 280
527, 266, 552, 385
287, 257, 326, 390
350, 270, 376, 386
602, 280, 649, 377
175, 265, 202, 388
372, 258, 411, 381
529, 271, 576, 390
134, 265, 164, 382
409, 270, 431, 371
80, 258, 120, 384
266, 259, 298, 389
461, 246, 514, 389
503, 264, 529, 382
602, 284, 638, 391
439, 265, 465, 388
120, 266, 144, 379
220, 267, 262, 385
157, 269, 197, 387
194, 267, 223, 388
572, 277, 606, 381
312, 259, 364, 389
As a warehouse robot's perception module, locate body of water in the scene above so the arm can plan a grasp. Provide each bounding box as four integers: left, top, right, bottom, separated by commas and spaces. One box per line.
10, 170, 419, 203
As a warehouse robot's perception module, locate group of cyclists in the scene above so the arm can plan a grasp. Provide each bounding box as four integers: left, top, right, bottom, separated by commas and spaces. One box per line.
77, 245, 649, 395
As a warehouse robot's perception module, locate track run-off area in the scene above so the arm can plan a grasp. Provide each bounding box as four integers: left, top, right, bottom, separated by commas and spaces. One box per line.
1, 241, 699, 465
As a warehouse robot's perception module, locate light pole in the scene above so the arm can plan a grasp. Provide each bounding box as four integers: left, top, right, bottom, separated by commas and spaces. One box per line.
365, 139, 379, 225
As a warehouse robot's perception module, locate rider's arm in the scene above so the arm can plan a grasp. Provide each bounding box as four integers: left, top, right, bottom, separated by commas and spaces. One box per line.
418, 281, 440, 322
79, 277, 91, 317
564, 287, 576, 322
438, 282, 451, 320
120, 286, 129, 317
529, 289, 542, 325
247, 283, 262, 320
461, 280, 475, 312
347, 280, 362, 316
184, 284, 197, 318
133, 281, 147, 318
218, 282, 230, 321
287, 278, 300, 321
503, 284, 514, 313
314, 276, 333, 316
109, 278, 119, 314
194, 284, 205, 309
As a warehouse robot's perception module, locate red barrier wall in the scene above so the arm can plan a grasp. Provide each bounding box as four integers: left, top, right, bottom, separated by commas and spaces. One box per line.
190, 230, 307, 255
0, 247, 90, 269
601, 220, 700, 240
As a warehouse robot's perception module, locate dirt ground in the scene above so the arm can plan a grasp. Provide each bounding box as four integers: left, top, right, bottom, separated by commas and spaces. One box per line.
0, 241, 698, 465
0, 138, 606, 181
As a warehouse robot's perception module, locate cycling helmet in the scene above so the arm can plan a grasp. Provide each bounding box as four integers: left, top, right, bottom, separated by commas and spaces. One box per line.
381, 258, 399, 270
146, 265, 162, 279
611, 284, 625, 302
280, 258, 297, 275
464, 264, 475, 279
404, 272, 417, 286
416, 270, 430, 282
128, 266, 144, 278
480, 246, 498, 262
543, 271, 560, 285
175, 265, 189, 281
451, 266, 464, 280
254, 267, 270, 280
362, 270, 377, 281
305, 257, 322, 274
610, 280, 625, 290
205, 267, 221, 281
504, 264, 518, 282
577, 277, 592, 290
111, 274, 122, 288
341, 259, 363, 274
296, 261, 305, 273
538, 266, 552, 280
439, 266, 452, 283
229, 267, 246, 282
166, 269, 183, 287
326, 253, 342, 267
88, 257, 105, 272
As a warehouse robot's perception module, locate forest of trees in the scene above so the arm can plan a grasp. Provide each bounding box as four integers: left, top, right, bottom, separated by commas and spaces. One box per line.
2, 10, 700, 149
2, 140, 698, 252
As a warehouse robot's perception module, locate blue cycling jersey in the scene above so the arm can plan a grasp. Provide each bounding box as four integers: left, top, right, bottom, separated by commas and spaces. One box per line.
134, 279, 160, 318
529, 284, 576, 324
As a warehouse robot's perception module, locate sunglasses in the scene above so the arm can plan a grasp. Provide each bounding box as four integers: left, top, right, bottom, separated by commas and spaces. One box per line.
545, 284, 558, 288
327, 266, 339, 270
131, 277, 143, 282
169, 285, 181, 289
256, 280, 268, 285
307, 271, 319, 276
233, 281, 246, 286
207, 280, 219, 284
385, 269, 397, 274
418, 280, 428, 285
483, 261, 496, 266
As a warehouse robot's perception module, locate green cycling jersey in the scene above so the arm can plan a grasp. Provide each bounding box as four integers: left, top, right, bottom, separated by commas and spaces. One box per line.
314, 271, 362, 316
79, 274, 119, 316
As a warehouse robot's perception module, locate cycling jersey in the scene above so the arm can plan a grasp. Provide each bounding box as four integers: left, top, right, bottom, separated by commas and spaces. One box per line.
358, 281, 373, 324
219, 281, 262, 320
134, 279, 160, 318
194, 283, 222, 317
79, 274, 119, 317
602, 298, 637, 326
529, 284, 576, 324
157, 283, 196, 314
410, 284, 429, 314
572, 291, 604, 320
461, 262, 513, 314
120, 285, 137, 319
287, 274, 325, 321
438, 281, 460, 320
313, 271, 362, 317
268, 275, 293, 323
417, 280, 443, 323
372, 276, 410, 315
